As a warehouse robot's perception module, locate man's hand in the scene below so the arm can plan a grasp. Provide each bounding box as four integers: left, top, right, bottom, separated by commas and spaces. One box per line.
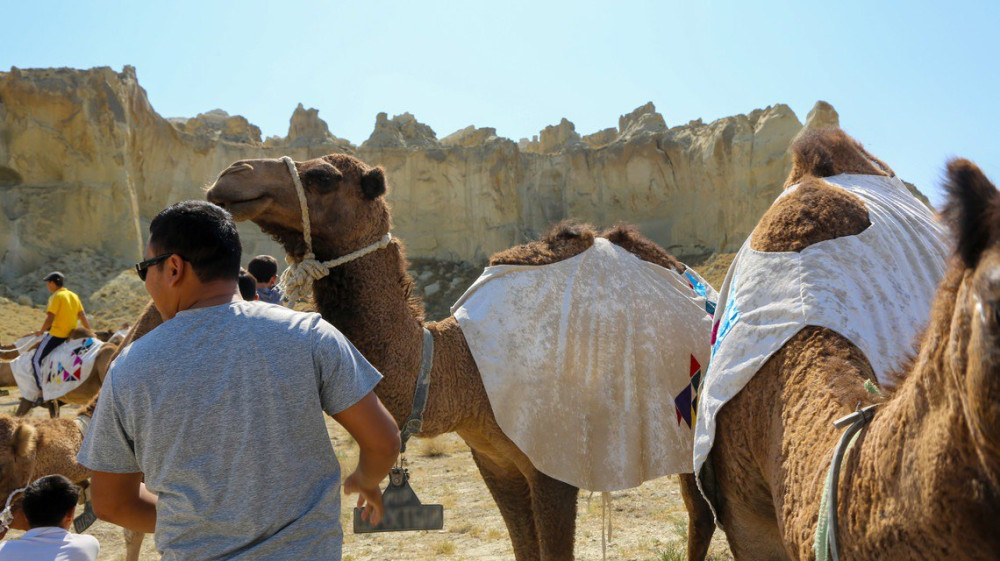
343, 471, 385, 525
333, 392, 400, 528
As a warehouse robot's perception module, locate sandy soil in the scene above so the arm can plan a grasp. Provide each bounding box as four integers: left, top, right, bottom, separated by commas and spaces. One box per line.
0, 254, 737, 560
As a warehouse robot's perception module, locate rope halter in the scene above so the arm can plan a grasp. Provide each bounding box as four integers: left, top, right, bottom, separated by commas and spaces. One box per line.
275, 156, 393, 303
0, 487, 26, 533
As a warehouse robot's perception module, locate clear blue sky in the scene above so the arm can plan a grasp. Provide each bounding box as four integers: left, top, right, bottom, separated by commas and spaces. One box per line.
3, 0, 998, 207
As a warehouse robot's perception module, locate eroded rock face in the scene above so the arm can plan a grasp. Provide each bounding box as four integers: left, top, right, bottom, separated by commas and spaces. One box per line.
1, 66, 885, 284
170, 109, 263, 144
284, 103, 354, 153
617, 102, 667, 140
362, 112, 439, 149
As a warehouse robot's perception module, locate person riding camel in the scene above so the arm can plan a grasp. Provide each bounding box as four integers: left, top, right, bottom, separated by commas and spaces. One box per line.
31, 272, 90, 402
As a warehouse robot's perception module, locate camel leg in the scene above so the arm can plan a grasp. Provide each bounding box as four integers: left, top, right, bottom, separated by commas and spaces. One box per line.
124, 529, 145, 561
470, 449, 541, 561
525, 469, 577, 561
712, 411, 789, 561
678, 473, 715, 561
14, 399, 33, 417
46, 400, 60, 418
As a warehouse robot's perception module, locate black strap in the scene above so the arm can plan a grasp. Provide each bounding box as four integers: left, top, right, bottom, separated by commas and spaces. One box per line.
400, 328, 434, 453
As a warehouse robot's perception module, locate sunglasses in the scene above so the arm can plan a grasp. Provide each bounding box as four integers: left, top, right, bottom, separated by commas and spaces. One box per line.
135, 253, 186, 281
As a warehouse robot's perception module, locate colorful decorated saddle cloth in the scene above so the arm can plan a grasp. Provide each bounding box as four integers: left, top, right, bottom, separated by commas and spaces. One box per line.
9, 336, 103, 402
693, 173, 949, 482
452, 237, 717, 492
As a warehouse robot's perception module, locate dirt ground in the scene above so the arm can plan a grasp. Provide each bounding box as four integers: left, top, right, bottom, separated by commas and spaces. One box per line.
0, 253, 737, 560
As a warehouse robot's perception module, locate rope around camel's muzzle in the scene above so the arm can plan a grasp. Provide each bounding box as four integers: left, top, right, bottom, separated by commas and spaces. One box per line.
275, 156, 392, 303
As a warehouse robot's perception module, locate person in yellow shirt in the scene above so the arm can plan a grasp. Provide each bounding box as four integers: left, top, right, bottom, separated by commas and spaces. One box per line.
31, 272, 90, 400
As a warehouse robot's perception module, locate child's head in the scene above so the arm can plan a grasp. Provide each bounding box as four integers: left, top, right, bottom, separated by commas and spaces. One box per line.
22, 475, 79, 528
238, 269, 259, 301
248, 255, 279, 286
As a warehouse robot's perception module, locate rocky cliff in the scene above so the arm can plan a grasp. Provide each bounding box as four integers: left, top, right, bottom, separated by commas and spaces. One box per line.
1, 65, 844, 291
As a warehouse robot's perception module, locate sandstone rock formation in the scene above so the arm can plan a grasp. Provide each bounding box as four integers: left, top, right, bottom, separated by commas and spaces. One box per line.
170, 109, 262, 144
0, 65, 894, 295
361, 112, 439, 149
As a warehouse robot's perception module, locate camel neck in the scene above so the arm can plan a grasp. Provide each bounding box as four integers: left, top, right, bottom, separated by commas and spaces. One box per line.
839, 267, 1000, 555
311, 242, 425, 425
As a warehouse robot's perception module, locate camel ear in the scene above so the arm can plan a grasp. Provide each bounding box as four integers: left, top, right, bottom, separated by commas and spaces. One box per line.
943, 158, 1000, 268
11, 424, 36, 459
361, 167, 387, 200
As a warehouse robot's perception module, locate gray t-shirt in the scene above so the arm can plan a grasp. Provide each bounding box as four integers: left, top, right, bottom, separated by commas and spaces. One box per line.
77, 301, 382, 560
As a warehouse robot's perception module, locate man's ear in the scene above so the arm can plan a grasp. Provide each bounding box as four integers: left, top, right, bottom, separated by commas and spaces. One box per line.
361, 167, 387, 200
167, 254, 186, 287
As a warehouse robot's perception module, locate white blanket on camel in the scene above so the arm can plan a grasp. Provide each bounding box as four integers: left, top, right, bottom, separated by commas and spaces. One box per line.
452, 237, 717, 492
693, 173, 949, 481
8, 335, 103, 402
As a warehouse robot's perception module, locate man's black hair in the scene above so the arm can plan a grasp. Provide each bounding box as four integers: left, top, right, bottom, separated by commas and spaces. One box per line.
238, 269, 258, 301
247, 255, 279, 283
149, 201, 241, 283
21, 474, 79, 528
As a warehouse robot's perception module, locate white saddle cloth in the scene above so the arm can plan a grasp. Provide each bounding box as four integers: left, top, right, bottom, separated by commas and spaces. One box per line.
9, 336, 103, 402
693, 174, 949, 480
453, 237, 717, 492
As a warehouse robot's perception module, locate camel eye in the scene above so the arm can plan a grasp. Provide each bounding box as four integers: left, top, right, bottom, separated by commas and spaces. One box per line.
302, 166, 341, 193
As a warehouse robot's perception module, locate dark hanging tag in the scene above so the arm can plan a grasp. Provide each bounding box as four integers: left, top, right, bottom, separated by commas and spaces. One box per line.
73, 501, 98, 533
353, 466, 444, 533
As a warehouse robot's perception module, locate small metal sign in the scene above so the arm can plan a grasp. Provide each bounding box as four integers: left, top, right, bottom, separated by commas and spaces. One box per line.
73, 501, 97, 533
353, 467, 444, 533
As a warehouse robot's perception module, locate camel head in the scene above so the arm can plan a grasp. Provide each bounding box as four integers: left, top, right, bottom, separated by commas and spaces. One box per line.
941, 159, 1000, 474
206, 154, 390, 260
0, 418, 37, 499
784, 128, 896, 188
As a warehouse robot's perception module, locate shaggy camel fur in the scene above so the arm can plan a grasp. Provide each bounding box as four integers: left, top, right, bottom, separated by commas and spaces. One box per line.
0, 328, 118, 418
0, 306, 159, 561
207, 155, 714, 561
698, 129, 1000, 559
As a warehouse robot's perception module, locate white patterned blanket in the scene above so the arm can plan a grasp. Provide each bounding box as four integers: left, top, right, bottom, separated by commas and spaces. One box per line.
9, 336, 103, 402
693, 174, 949, 482
453, 237, 717, 492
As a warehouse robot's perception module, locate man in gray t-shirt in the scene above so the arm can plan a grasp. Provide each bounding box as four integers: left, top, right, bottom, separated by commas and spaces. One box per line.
78, 201, 400, 560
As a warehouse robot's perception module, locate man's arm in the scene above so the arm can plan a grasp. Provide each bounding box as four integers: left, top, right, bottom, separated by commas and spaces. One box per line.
334, 392, 400, 525
35, 312, 55, 336
78, 310, 91, 330
90, 471, 157, 534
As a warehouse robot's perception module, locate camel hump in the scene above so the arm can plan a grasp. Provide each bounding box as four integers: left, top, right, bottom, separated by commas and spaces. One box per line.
489, 220, 683, 271
750, 178, 871, 252
599, 223, 683, 272
67, 327, 95, 340
785, 128, 894, 188
489, 220, 598, 266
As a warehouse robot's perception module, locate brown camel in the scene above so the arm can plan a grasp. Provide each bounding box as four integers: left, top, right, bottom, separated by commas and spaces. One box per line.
698, 129, 1000, 559
0, 306, 160, 561
206, 154, 715, 561
0, 328, 118, 418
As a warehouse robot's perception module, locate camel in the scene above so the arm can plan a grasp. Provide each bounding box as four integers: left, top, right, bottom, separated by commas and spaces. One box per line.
695, 129, 1000, 559
0, 308, 159, 561
206, 154, 715, 561
0, 328, 118, 418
